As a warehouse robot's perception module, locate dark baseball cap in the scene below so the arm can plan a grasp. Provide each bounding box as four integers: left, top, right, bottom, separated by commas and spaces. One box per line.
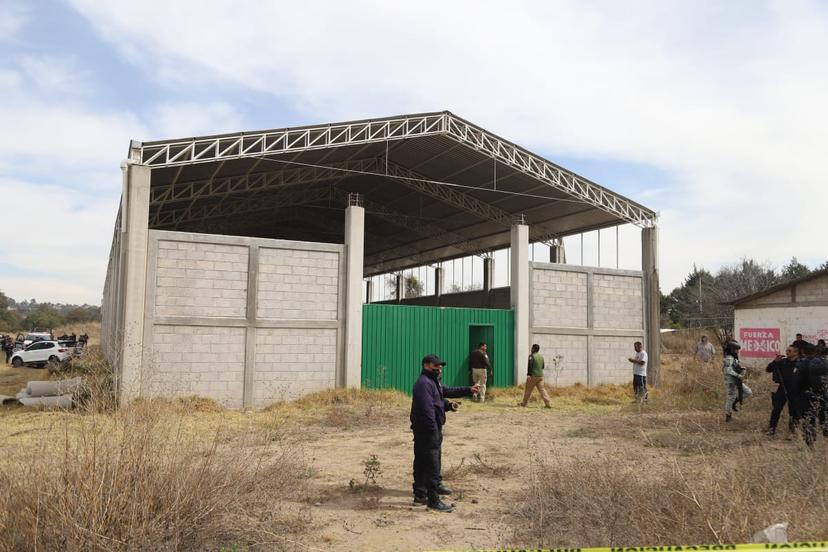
421, 354, 446, 366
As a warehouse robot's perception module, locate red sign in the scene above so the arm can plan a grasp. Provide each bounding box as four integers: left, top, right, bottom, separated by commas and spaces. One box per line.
740, 328, 781, 358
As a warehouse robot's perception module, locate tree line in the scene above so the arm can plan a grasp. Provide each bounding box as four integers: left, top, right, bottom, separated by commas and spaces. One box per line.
662, 257, 827, 336
0, 291, 101, 333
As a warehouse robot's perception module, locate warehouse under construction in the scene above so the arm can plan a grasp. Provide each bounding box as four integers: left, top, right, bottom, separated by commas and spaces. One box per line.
101, 111, 660, 407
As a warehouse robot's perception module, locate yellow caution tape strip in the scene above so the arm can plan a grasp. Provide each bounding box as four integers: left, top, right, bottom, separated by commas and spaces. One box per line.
426, 543, 828, 552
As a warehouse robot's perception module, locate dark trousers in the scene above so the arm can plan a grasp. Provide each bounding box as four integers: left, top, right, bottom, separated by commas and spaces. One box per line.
768, 386, 796, 431
633, 374, 647, 401
802, 393, 828, 445
412, 429, 442, 503
4, 350, 10, 363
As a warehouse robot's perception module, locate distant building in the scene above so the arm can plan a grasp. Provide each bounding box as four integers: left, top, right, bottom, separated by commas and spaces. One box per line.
730, 268, 828, 360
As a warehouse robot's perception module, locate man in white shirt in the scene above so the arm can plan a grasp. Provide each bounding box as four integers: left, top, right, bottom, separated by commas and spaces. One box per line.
628, 341, 649, 402
695, 335, 715, 363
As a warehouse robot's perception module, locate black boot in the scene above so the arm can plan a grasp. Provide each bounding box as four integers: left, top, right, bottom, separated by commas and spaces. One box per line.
436, 486, 452, 496
428, 500, 454, 512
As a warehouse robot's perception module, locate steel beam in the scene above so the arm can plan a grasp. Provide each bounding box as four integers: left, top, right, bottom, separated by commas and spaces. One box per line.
137, 111, 656, 226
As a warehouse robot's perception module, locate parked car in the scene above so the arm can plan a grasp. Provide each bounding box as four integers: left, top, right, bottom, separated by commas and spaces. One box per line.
10, 341, 73, 368
15, 331, 53, 350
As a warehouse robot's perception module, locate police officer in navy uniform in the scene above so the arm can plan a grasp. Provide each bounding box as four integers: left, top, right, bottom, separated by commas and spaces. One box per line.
410, 354, 479, 512
765, 345, 799, 436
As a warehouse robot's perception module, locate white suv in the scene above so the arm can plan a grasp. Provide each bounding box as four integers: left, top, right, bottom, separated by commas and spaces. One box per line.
10, 341, 73, 368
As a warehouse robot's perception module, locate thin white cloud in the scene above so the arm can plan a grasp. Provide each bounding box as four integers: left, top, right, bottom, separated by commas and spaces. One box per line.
65, 0, 828, 290
16, 54, 96, 96
0, 177, 117, 305
0, 51, 248, 303
0, 0, 28, 42
149, 101, 245, 141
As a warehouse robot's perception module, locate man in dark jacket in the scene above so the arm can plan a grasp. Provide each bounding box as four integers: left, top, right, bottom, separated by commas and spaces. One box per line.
468, 342, 492, 402
765, 345, 799, 436
410, 353, 479, 512
796, 343, 828, 445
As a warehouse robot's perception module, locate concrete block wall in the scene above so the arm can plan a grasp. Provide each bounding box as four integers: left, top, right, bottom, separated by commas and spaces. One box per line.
155, 241, 249, 318
796, 276, 828, 303
750, 288, 793, 306
530, 263, 645, 386
147, 325, 246, 404
531, 333, 588, 385
592, 336, 637, 385
141, 230, 345, 408
257, 248, 339, 320
593, 274, 643, 330
253, 328, 337, 407
101, 211, 123, 366
531, 269, 588, 328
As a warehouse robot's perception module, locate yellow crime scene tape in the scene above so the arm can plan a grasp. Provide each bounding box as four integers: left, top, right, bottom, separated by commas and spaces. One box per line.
425, 543, 828, 552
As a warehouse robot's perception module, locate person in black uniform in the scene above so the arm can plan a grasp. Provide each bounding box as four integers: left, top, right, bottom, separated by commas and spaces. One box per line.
410, 354, 479, 512
2, 336, 13, 364
765, 344, 799, 436
798, 343, 828, 445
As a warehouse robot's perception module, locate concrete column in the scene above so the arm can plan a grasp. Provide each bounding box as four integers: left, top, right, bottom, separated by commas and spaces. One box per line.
343, 202, 365, 388
642, 226, 661, 386
550, 240, 566, 263
119, 162, 151, 403
483, 257, 494, 291
395, 274, 405, 302
510, 221, 529, 385
434, 267, 444, 298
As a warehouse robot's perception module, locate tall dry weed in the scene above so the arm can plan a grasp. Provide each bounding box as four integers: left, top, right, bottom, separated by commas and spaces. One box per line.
515, 444, 828, 547
0, 399, 308, 551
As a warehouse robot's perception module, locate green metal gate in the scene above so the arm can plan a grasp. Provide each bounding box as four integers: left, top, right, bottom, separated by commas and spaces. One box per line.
361, 304, 515, 393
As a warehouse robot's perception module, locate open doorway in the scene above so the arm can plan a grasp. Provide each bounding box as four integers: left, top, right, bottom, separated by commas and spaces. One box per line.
468, 324, 495, 377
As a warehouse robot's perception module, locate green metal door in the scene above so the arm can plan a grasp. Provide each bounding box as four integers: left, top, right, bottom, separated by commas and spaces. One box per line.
361, 304, 514, 393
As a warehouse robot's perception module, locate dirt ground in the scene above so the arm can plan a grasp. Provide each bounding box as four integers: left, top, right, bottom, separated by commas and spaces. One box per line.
293, 402, 644, 551
2, 347, 826, 551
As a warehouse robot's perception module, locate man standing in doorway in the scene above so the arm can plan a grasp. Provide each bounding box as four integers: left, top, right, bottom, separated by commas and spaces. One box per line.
468, 342, 491, 402
695, 335, 715, 364
628, 341, 649, 403
520, 344, 552, 408
410, 354, 479, 512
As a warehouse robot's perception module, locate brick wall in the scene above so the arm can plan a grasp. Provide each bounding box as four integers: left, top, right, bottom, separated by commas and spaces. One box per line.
531, 269, 588, 328
531, 333, 588, 385
146, 325, 246, 406
257, 248, 339, 320
253, 328, 337, 406
155, 241, 249, 318
142, 231, 344, 408
592, 336, 638, 385
795, 275, 828, 303
530, 263, 644, 386
749, 288, 792, 306
593, 274, 643, 330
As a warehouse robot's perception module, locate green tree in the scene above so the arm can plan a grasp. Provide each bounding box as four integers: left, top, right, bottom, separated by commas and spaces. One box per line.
780, 257, 811, 282
24, 304, 65, 330
386, 275, 425, 299
0, 290, 21, 331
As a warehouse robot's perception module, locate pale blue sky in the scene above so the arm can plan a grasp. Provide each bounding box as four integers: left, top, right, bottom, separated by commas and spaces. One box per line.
1, 1, 826, 304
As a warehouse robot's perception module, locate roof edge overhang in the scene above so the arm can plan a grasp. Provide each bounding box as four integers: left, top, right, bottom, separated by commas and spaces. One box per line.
726, 267, 828, 306
135, 110, 657, 229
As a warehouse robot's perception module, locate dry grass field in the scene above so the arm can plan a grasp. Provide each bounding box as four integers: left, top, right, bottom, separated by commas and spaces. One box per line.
0, 327, 826, 551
